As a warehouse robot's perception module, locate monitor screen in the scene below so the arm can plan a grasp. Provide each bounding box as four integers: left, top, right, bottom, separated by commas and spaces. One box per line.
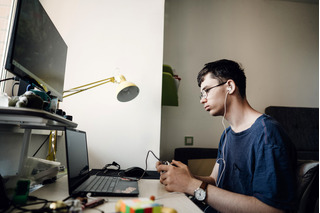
65, 128, 90, 194
5, 0, 67, 101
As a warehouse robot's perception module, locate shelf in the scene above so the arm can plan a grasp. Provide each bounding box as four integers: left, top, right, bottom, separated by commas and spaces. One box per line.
0, 107, 78, 177
0, 107, 77, 129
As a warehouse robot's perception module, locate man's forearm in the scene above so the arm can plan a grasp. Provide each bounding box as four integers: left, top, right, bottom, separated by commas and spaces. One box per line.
193, 175, 216, 186
204, 185, 285, 213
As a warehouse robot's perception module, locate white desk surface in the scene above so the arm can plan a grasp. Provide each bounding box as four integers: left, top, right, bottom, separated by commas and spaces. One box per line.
31, 176, 203, 213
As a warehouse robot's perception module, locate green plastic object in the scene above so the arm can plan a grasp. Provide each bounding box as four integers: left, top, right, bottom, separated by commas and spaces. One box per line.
163, 64, 174, 76
162, 64, 179, 106
162, 66, 178, 106
31, 89, 51, 111
12, 180, 30, 205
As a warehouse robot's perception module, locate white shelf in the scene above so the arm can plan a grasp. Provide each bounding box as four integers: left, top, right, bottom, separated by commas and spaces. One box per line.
0, 107, 77, 176
0, 107, 77, 129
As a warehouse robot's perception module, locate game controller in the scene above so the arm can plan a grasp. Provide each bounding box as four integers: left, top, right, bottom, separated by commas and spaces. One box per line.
160, 161, 170, 165
159, 161, 170, 174
159, 161, 178, 174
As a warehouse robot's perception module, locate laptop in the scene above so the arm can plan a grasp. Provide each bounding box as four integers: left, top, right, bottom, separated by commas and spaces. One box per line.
64, 128, 139, 197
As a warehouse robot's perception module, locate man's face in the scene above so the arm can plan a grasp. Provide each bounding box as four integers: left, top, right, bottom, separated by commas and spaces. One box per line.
200, 74, 227, 116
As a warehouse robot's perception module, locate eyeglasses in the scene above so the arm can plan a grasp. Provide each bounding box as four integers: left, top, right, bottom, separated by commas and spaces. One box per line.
200, 82, 227, 100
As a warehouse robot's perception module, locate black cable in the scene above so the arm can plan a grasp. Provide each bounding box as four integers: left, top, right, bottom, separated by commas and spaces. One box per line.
62, 195, 73, 202
32, 134, 50, 157
12, 82, 20, 96
12, 196, 50, 212
120, 150, 161, 181
102, 161, 120, 173
0, 76, 20, 82
139, 150, 161, 180
13, 198, 70, 213
0, 77, 15, 82
146, 150, 161, 161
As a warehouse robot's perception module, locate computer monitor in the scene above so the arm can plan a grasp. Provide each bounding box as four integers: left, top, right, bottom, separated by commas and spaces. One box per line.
5, 0, 68, 101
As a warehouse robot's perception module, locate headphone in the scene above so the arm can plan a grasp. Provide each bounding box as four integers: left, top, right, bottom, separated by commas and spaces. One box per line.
217, 86, 230, 187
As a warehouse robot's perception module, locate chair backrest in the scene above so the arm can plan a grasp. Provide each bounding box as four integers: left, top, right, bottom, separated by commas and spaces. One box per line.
265, 106, 319, 213
296, 160, 319, 213
265, 106, 319, 160
174, 148, 218, 176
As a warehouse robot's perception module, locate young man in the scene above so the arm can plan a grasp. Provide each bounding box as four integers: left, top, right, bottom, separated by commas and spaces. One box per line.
156, 59, 297, 213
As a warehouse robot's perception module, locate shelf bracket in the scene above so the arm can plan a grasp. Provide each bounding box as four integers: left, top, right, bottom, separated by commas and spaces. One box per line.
17, 129, 32, 176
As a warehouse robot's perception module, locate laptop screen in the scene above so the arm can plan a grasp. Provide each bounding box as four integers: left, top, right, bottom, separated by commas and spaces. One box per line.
65, 128, 90, 193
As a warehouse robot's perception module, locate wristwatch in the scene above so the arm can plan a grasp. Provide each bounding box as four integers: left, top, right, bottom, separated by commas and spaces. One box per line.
194, 181, 208, 201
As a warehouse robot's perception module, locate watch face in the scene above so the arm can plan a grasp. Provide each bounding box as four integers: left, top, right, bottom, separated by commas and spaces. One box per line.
195, 188, 206, 201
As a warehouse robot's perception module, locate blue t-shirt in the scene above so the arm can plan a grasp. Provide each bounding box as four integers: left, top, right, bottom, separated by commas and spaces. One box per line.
216, 114, 296, 211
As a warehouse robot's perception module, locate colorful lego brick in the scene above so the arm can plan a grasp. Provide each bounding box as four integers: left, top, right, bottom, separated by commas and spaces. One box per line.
117, 198, 162, 213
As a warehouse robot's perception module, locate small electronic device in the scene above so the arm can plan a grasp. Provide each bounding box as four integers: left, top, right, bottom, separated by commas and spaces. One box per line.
84, 198, 105, 208
123, 167, 145, 178
161, 161, 170, 165
158, 160, 176, 174
160, 161, 177, 167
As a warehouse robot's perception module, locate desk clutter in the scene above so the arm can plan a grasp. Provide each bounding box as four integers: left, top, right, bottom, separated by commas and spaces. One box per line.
1, 174, 203, 213
21, 157, 60, 184
5, 191, 178, 213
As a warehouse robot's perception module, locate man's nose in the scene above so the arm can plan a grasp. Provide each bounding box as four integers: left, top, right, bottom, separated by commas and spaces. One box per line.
200, 97, 207, 104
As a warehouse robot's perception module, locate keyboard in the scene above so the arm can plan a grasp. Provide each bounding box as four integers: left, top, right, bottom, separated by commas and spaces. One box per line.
78, 175, 119, 192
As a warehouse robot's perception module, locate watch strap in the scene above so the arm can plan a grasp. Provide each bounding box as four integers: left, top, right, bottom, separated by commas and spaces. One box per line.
200, 181, 208, 191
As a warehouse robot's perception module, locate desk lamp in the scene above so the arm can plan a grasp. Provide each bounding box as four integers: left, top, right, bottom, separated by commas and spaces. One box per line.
62, 75, 139, 101
47, 75, 139, 161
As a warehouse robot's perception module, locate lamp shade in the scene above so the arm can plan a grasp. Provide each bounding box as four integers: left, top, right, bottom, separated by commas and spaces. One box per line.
116, 78, 139, 102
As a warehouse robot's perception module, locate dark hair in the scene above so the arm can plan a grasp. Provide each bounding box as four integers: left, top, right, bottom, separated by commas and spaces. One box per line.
197, 59, 246, 98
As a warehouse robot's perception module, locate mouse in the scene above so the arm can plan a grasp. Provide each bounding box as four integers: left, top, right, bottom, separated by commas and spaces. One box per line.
123, 167, 145, 178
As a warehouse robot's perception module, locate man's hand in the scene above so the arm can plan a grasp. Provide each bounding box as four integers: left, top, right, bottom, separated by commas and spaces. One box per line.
156, 160, 199, 193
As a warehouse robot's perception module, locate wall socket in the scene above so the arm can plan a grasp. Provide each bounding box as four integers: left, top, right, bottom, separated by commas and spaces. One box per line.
184, 136, 193, 146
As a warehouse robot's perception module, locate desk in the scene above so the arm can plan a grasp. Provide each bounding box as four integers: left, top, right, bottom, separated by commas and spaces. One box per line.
31, 176, 203, 213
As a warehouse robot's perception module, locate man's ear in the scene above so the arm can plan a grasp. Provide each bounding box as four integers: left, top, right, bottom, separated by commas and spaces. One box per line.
226, 80, 236, 94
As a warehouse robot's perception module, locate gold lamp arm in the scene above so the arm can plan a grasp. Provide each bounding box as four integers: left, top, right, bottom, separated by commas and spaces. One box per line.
63, 74, 139, 101
48, 75, 138, 160
63, 77, 116, 98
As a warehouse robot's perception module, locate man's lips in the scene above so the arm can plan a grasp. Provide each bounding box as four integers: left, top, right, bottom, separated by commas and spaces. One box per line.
204, 105, 210, 111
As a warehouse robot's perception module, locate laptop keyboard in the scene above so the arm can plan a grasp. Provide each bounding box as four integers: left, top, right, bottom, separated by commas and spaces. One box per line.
78, 175, 119, 192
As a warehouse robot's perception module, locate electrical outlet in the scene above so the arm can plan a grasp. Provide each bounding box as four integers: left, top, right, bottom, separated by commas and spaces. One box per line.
185, 136, 193, 146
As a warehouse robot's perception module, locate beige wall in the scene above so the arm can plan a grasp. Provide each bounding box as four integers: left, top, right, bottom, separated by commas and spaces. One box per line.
0, 0, 165, 176
0, 0, 13, 89
161, 0, 319, 161
40, 0, 165, 170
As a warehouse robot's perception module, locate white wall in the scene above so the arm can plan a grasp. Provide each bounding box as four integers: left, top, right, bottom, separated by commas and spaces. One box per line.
39, 0, 165, 170
161, 0, 319, 161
